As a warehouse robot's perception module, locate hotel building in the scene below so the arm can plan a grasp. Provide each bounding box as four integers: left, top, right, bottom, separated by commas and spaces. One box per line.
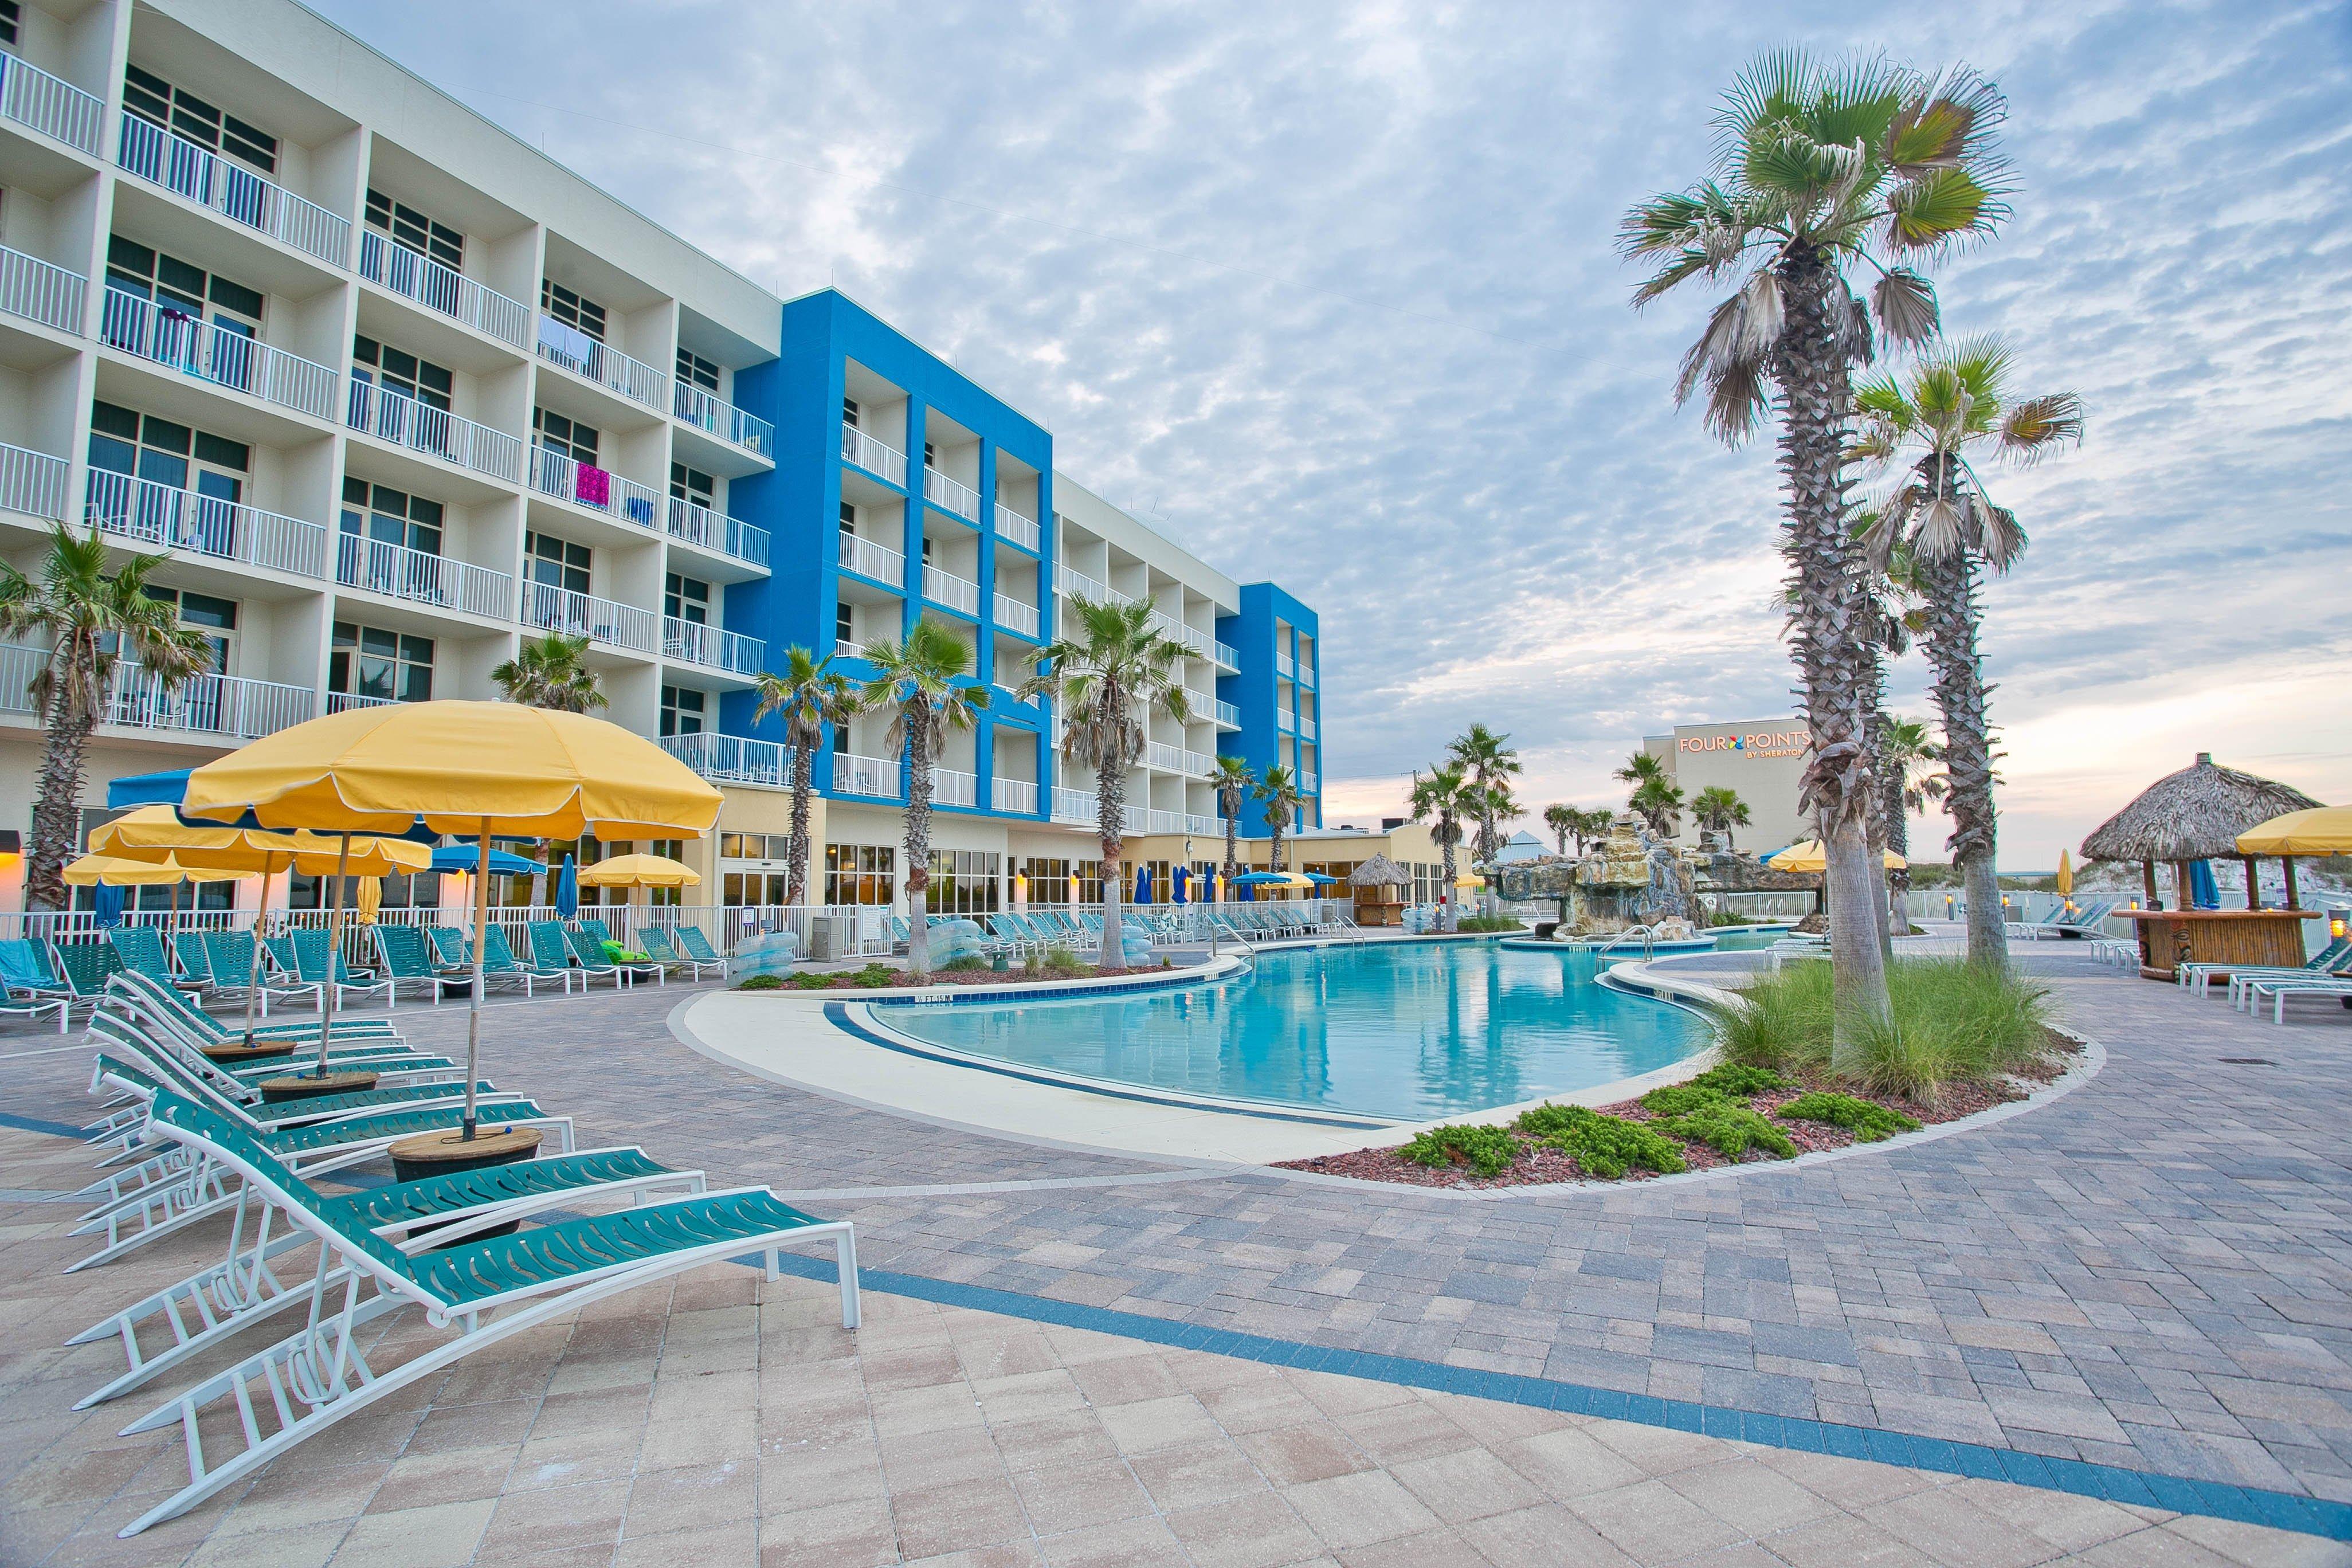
1640, 719, 1812, 854
0, 0, 1325, 919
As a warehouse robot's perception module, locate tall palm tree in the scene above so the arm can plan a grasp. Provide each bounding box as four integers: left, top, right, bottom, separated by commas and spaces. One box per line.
1408, 763, 1472, 932
863, 620, 990, 979
492, 630, 606, 907
1208, 755, 1255, 889
1543, 803, 1577, 856
1876, 715, 1943, 897
1018, 598, 1190, 972
1255, 766, 1302, 876
1856, 335, 2081, 970
1620, 50, 2012, 1055
1447, 723, 1520, 865
1630, 776, 1686, 837
1614, 751, 1668, 790
752, 646, 863, 909
1569, 806, 1614, 856
0, 526, 210, 910
1692, 786, 1751, 847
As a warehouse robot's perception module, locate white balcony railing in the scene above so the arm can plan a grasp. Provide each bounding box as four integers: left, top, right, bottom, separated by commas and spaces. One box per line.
1053, 563, 1133, 607
833, 638, 864, 661
337, 532, 511, 621
663, 616, 762, 675
1050, 786, 1094, 826
1300, 771, 1320, 794
1186, 813, 1219, 837
840, 423, 906, 486
0, 440, 67, 519
673, 381, 774, 458
1276, 651, 1295, 679
1300, 716, 1318, 740
929, 767, 977, 808
833, 751, 899, 798
1148, 610, 1206, 655
0, 242, 85, 334
993, 593, 1038, 638
520, 579, 658, 655
356, 229, 530, 351
2, 646, 313, 743
663, 730, 791, 787
1146, 741, 1185, 773
347, 379, 522, 483
666, 496, 769, 567
923, 467, 979, 520
992, 778, 1038, 815
838, 531, 904, 589
1182, 687, 1214, 719
1297, 663, 1316, 689
923, 565, 979, 616
528, 444, 663, 533
87, 469, 328, 580
101, 286, 337, 421
1146, 809, 1186, 836
1278, 710, 1297, 735
993, 503, 1038, 551
1184, 748, 1215, 777
535, 315, 667, 411
116, 113, 350, 266
1213, 641, 1240, 671
327, 692, 398, 715
0, 52, 102, 154
1214, 699, 1241, 728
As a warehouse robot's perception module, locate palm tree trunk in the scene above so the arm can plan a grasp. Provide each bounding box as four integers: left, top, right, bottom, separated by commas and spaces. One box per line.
1095, 757, 1126, 974
1862, 695, 1894, 962
26, 651, 99, 912
1770, 244, 1891, 1064
1221, 805, 1238, 891
1437, 826, 1457, 933
903, 716, 934, 978
527, 845, 548, 911
786, 742, 814, 909
1917, 548, 2008, 971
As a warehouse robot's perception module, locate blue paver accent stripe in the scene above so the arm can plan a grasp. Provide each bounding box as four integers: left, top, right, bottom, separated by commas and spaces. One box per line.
748, 1248, 2352, 1543
0, 1109, 87, 1139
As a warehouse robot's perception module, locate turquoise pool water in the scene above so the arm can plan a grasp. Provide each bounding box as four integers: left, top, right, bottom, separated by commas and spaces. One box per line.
877, 941, 1712, 1122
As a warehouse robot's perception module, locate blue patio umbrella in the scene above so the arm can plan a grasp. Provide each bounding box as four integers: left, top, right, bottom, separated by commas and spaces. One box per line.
107, 767, 441, 844
2189, 858, 2221, 910
1305, 872, 1341, 886
94, 883, 126, 928
1136, 867, 1152, 904
555, 855, 578, 918
429, 844, 538, 876
1173, 866, 1188, 904
1232, 872, 1291, 885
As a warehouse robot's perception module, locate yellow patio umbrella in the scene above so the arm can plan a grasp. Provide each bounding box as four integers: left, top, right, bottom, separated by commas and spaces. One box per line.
2055, 849, 2074, 905
64, 853, 239, 887
1767, 840, 1906, 873
2236, 806, 2352, 856
1453, 871, 1485, 888
356, 876, 381, 925
181, 701, 722, 1139
575, 853, 701, 889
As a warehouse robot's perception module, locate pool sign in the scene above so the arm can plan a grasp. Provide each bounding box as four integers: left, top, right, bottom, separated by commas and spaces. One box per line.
1680, 728, 1810, 760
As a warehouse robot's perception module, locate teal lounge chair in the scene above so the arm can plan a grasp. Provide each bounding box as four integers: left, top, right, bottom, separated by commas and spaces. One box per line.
564, 923, 661, 987
2179, 934, 2352, 1000
673, 926, 726, 970
111, 969, 401, 1054
197, 931, 261, 1003
372, 925, 462, 1007
485, 924, 571, 996
292, 929, 393, 1011
638, 927, 719, 982
109, 1089, 853, 1536
577, 917, 614, 947
108, 926, 197, 995
50, 939, 125, 1018
0, 939, 74, 1032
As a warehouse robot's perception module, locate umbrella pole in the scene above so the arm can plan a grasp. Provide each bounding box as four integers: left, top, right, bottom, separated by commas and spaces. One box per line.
464, 819, 488, 1140
242, 855, 273, 1049
315, 837, 349, 1077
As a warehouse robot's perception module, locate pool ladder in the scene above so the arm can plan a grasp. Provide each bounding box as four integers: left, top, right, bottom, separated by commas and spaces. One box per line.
1593, 924, 1656, 961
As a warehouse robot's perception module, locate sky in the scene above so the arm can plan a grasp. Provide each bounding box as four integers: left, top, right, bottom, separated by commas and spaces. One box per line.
317, 0, 2352, 870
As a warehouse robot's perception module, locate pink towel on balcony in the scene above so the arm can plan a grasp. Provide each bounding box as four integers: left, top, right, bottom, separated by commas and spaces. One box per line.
574, 464, 611, 506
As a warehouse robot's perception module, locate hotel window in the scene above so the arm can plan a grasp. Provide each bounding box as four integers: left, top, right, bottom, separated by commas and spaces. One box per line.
923, 440, 935, 467
671, 462, 715, 512
659, 684, 705, 738
835, 602, 855, 648
676, 347, 720, 393
105, 237, 264, 332
841, 397, 859, 429
0, 2, 18, 46
725, 871, 791, 907
926, 849, 1000, 915
539, 279, 605, 343
824, 844, 895, 907
340, 478, 443, 555
523, 532, 591, 595
1018, 857, 1101, 906
86, 402, 249, 529
665, 573, 709, 625
123, 64, 278, 175
531, 407, 599, 465
721, 832, 795, 861
144, 587, 238, 676
352, 335, 453, 411
363, 189, 463, 272
331, 622, 435, 704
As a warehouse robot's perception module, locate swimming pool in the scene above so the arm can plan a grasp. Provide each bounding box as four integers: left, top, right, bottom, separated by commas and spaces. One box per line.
876, 941, 1712, 1122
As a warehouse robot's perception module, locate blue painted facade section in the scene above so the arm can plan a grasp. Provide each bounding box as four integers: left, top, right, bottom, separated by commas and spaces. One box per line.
1218, 582, 1322, 837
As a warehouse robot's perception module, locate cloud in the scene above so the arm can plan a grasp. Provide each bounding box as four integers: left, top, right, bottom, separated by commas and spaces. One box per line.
321, 0, 2352, 866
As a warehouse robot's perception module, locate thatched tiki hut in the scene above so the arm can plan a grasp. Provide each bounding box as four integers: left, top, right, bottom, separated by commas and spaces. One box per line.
1348, 853, 1410, 927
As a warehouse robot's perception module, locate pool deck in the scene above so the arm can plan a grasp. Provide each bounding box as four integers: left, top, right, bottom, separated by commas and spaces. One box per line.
3, 931, 2351, 1563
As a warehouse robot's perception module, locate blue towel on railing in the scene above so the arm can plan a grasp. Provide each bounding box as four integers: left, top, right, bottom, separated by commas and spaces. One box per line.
536, 315, 594, 364
624, 495, 654, 526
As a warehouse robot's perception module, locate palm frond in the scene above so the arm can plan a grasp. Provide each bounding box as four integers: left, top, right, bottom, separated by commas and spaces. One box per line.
1997, 393, 2086, 460
1870, 267, 1940, 344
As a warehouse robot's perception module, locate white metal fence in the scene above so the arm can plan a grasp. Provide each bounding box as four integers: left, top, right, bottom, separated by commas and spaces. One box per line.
338, 532, 511, 620
839, 530, 904, 587
673, 380, 774, 457
0, 51, 102, 154
993, 504, 1038, 551
0, 440, 68, 519
100, 286, 337, 421
840, 424, 905, 485
663, 616, 762, 675
528, 442, 663, 533
536, 315, 667, 410
667, 496, 770, 566
87, 468, 328, 579
923, 467, 979, 520
355, 229, 530, 350
116, 112, 350, 265
0, 241, 85, 333
348, 378, 522, 482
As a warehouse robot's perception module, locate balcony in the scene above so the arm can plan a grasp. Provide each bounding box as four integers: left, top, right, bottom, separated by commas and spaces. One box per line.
1300, 771, 1320, 794
840, 422, 905, 486
535, 315, 666, 411
520, 579, 658, 656
87, 469, 328, 580
673, 381, 773, 458
327, 692, 398, 714
0, 643, 312, 741
833, 638, 863, 662
337, 532, 511, 621
356, 230, 530, 351
1050, 786, 1093, 826
663, 616, 762, 676
663, 730, 790, 787
1278, 710, 1297, 735
0, 53, 103, 155
992, 778, 1037, 815
923, 467, 979, 521
0, 243, 85, 334
348, 379, 523, 484
1146, 741, 1184, 773
833, 751, 899, 798
102, 287, 338, 422
929, 767, 977, 808
1276, 651, 1295, 679
1145, 809, 1186, 836
1299, 715, 1318, 740
1186, 813, 1218, 837
1148, 610, 1206, 656
993, 503, 1038, 551
528, 444, 663, 534
0, 440, 67, 519
838, 531, 904, 589
1297, 663, 1316, 689
116, 113, 350, 266
993, 593, 1038, 638
665, 497, 769, 569
1181, 687, 1214, 719
1053, 563, 1131, 606
1214, 700, 1240, 729
1213, 641, 1240, 671
923, 565, 978, 617
1184, 748, 1214, 777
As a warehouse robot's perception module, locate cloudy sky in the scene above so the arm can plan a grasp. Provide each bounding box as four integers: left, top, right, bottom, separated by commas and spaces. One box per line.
322, 0, 2351, 868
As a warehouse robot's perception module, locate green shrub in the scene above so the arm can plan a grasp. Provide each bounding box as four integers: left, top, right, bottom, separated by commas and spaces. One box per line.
1640, 1083, 1728, 1116
1776, 1091, 1921, 1143
1707, 957, 2053, 1100
1687, 1063, 1792, 1097
1515, 1104, 1687, 1179
1397, 1123, 1520, 1178
1652, 1099, 1797, 1161
1455, 914, 1526, 933
850, 963, 901, 989
1025, 944, 1088, 978
787, 972, 836, 990
735, 973, 785, 991
940, 954, 989, 972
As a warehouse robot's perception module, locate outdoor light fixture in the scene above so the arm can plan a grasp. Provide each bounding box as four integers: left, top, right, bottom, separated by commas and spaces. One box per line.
1945, 893, 1955, 918
0, 829, 19, 871
2333, 908, 2348, 941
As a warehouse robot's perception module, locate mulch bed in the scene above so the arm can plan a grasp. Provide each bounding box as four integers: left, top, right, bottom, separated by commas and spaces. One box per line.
1276, 1030, 2081, 1191
748, 961, 1181, 991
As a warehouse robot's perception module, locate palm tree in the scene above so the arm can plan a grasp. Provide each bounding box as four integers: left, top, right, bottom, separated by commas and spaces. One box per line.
1018, 598, 1190, 972
0, 526, 210, 910
1567, 806, 1614, 856
1255, 766, 1302, 876
1856, 336, 2081, 970
492, 631, 606, 907
1408, 763, 1473, 932
752, 646, 863, 909
1629, 776, 1686, 837
1876, 715, 1943, 896
1620, 50, 2012, 1054
1208, 755, 1255, 889
863, 620, 990, 979
1447, 723, 1521, 865
1543, 803, 1577, 856
1692, 786, 1751, 847
1613, 751, 1668, 790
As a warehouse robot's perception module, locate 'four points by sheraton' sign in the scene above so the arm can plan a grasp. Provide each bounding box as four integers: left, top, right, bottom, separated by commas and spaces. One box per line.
1679, 728, 1811, 760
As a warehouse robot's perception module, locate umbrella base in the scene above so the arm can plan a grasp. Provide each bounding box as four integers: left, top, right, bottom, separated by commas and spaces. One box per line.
389, 1127, 545, 1244
201, 1041, 296, 1067
258, 1070, 379, 1103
